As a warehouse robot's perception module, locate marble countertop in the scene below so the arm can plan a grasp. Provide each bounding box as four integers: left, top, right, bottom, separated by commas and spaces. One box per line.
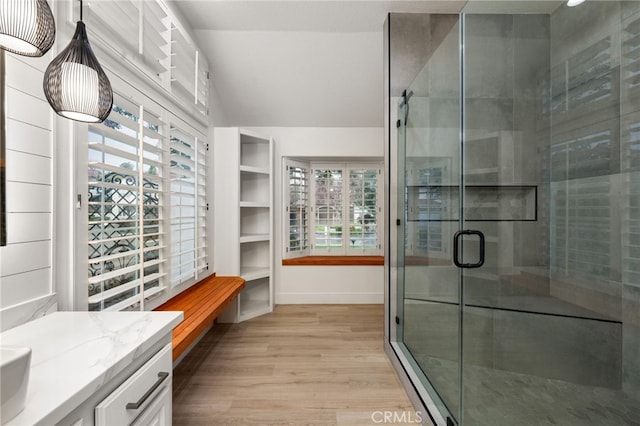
0, 311, 182, 426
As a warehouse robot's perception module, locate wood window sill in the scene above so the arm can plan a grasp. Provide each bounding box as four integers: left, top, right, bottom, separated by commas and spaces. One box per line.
282, 256, 384, 266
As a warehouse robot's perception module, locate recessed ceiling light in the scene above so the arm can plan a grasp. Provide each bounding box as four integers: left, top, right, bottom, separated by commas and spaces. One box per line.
567, 0, 586, 7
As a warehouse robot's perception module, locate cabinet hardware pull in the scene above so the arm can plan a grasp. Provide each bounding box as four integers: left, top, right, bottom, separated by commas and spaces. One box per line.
125, 372, 169, 410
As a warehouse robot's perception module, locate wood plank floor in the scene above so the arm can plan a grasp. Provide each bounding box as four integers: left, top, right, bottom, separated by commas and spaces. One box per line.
173, 304, 415, 425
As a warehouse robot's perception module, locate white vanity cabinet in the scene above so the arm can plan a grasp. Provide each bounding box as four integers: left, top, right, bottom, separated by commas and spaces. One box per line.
95, 344, 172, 426
0, 312, 182, 426
130, 385, 172, 426
56, 341, 173, 426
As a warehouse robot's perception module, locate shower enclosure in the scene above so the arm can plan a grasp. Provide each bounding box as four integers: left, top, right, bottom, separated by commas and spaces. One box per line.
386, 2, 640, 425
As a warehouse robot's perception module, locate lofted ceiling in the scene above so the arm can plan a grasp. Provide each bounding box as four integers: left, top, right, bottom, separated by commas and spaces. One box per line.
168, 0, 467, 127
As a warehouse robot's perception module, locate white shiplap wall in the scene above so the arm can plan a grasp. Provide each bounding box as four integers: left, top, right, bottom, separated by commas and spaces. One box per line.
0, 52, 55, 331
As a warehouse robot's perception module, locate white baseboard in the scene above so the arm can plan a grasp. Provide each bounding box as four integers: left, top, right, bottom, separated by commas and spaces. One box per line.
276, 292, 383, 304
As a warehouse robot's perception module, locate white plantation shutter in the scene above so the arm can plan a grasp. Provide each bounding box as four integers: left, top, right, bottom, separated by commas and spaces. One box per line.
284, 159, 310, 258
348, 166, 382, 254
170, 127, 208, 285
87, 95, 168, 311
195, 138, 208, 273
196, 51, 209, 116
171, 25, 196, 106
141, 1, 171, 81
79, 0, 211, 311
84, 1, 139, 55
312, 166, 344, 254
83, 0, 171, 86
140, 107, 168, 301
170, 24, 208, 117
79, 1, 208, 119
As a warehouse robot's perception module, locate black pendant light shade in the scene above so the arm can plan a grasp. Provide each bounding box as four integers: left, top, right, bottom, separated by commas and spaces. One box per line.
43, 21, 113, 123
0, 0, 55, 57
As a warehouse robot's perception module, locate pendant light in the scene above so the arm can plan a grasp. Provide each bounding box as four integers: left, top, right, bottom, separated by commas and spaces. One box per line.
0, 0, 55, 57
43, 0, 112, 123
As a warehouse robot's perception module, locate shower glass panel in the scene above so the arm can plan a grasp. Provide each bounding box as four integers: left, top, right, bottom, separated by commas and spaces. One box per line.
459, 3, 639, 424
393, 2, 640, 425
396, 17, 462, 423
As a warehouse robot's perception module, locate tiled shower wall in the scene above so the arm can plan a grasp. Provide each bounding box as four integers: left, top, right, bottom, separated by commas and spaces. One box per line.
547, 1, 640, 400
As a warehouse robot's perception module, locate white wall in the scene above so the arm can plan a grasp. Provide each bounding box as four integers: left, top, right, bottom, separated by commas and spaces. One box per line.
198, 30, 383, 127
247, 127, 384, 304
0, 52, 57, 331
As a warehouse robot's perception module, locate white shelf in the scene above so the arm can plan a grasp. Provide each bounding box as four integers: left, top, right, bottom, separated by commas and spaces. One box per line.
240, 233, 270, 243
240, 165, 270, 175
241, 208, 270, 236
240, 171, 269, 204
240, 132, 270, 169
240, 266, 270, 281
240, 201, 270, 208
238, 277, 271, 320
239, 301, 271, 321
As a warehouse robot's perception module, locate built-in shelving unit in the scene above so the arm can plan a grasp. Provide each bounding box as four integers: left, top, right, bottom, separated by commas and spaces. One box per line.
214, 128, 273, 322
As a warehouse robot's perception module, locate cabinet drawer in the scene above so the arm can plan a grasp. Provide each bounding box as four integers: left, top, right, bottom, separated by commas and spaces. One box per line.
131, 385, 172, 426
95, 344, 172, 426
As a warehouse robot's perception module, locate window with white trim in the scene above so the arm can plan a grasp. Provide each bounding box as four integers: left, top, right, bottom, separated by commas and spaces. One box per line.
80, 0, 210, 311
87, 91, 208, 311
283, 160, 383, 258
88, 95, 168, 311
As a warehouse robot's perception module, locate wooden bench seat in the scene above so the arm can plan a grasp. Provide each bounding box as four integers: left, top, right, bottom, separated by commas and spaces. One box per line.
154, 275, 245, 361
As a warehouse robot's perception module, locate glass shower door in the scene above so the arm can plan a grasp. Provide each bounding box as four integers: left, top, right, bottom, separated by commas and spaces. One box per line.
458, 5, 638, 424
458, 12, 552, 424
392, 4, 640, 425
396, 16, 462, 425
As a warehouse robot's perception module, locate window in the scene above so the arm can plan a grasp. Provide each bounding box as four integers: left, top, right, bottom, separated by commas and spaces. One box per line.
170, 126, 208, 286
284, 160, 310, 257
283, 160, 383, 258
313, 167, 344, 253
87, 96, 166, 311
78, 0, 210, 311
87, 93, 208, 311
347, 168, 381, 253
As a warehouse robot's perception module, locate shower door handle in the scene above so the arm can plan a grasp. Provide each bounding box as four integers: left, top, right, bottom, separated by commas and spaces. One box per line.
453, 230, 485, 269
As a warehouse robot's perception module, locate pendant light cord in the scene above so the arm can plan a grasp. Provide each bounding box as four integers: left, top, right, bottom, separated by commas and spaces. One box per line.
80, 0, 83, 21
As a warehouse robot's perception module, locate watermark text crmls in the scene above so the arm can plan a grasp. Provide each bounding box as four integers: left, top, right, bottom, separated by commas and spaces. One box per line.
371, 410, 423, 424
